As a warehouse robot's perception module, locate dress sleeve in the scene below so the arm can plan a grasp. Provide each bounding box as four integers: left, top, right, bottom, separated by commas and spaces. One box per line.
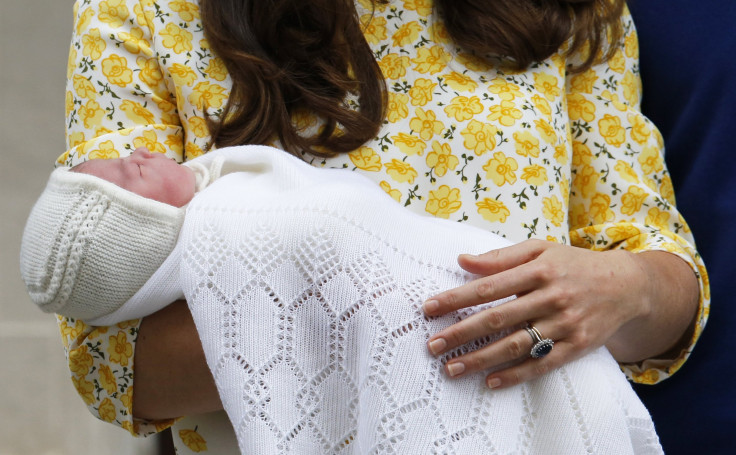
565, 9, 710, 384
58, 0, 183, 435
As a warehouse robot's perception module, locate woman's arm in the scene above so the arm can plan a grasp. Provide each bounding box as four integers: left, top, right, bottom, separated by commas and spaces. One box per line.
423, 9, 708, 388
133, 301, 221, 420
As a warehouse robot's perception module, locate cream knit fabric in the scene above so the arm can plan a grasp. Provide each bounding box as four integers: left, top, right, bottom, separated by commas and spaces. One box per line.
162, 147, 662, 454
19, 167, 185, 320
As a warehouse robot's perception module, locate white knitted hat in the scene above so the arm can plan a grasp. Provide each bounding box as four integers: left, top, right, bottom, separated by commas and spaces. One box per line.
20, 167, 185, 321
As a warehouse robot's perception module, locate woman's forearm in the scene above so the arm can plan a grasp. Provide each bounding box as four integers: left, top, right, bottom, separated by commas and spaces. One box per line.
132, 300, 222, 420
606, 250, 700, 363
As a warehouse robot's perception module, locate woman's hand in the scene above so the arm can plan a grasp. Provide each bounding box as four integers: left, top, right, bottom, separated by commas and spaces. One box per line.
423, 239, 699, 389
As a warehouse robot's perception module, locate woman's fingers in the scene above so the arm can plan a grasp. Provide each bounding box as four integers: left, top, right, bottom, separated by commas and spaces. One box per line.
456, 239, 547, 276
440, 321, 564, 380
483, 340, 576, 390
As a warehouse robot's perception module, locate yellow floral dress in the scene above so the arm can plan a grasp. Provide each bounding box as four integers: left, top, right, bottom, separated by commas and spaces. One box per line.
60, 0, 709, 451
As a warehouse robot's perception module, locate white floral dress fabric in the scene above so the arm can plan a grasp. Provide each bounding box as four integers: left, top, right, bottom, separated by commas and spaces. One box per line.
58, 0, 708, 452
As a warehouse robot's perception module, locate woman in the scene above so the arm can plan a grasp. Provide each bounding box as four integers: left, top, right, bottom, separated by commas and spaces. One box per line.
58, 0, 707, 452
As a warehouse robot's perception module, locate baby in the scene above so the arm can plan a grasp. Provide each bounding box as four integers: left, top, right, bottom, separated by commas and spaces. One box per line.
20, 145, 662, 453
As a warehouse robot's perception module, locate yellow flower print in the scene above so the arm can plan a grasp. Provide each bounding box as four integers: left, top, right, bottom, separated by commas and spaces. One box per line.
427, 22, 451, 44
553, 143, 568, 165
186, 142, 204, 159
646, 207, 671, 230
189, 81, 228, 110
179, 429, 208, 453
160, 23, 194, 54
542, 196, 564, 227
600, 90, 628, 112
73, 75, 98, 100
426, 141, 459, 177
65, 91, 75, 117
68, 132, 86, 148
76, 8, 95, 36
443, 72, 478, 92
638, 145, 664, 175
533, 119, 556, 144
361, 14, 387, 45
379, 54, 410, 80
444, 95, 483, 122
534, 72, 560, 101
628, 113, 651, 145
569, 202, 588, 230
205, 58, 228, 82
604, 225, 640, 245
170, 63, 198, 87
456, 53, 492, 72
513, 130, 540, 158
189, 116, 209, 138
403, 0, 433, 17
621, 71, 640, 106
567, 93, 596, 122
559, 178, 570, 206
620, 186, 648, 216
460, 119, 497, 156
67, 46, 77, 80
573, 164, 600, 198
624, 32, 639, 59
426, 185, 462, 219
88, 141, 120, 161
608, 49, 626, 74
120, 385, 134, 414
521, 165, 548, 186
165, 135, 184, 156
570, 69, 598, 94
119, 27, 152, 56
476, 197, 510, 223
69, 345, 94, 376
136, 56, 164, 88
380, 181, 402, 202
385, 159, 418, 183
98, 0, 129, 28
79, 99, 105, 128
598, 114, 626, 147
660, 174, 675, 204
572, 141, 593, 167
531, 94, 551, 119
410, 108, 444, 140
120, 99, 156, 124
386, 92, 409, 123
488, 78, 522, 101
108, 331, 133, 367
349, 146, 382, 171
590, 193, 615, 224
614, 160, 639, 183
101, 54, 133, 87
409, 78, 436, 106
133, 130, 167, 154
82, 28, 106, 60
134, 3, 156, 29
170, 1, 201, 22
98, 398, 117, 423
483, 151, 518, 186
412, 45, 447, 75
487, 100, 523, 127
392, 21, 422, 47
391, 133, 426, 156
73, 375, 96, 406
98, 364, 118, 396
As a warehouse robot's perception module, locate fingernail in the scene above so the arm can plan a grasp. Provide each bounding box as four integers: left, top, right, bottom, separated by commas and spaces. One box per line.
487, 377, 502, 389
422, 299, 439, 314
427, 338, 447, 355
459, 253, 478, 260
447, 362, 465, 377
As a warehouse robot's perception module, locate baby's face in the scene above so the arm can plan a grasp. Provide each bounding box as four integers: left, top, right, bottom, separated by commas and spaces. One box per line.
72, 148, 195, 207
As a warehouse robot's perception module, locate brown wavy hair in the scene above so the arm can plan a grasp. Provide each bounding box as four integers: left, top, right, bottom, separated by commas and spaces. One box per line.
200, 0, 625, 157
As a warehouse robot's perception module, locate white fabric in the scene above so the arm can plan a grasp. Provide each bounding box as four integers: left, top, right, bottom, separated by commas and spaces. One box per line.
19, 166, 184, 320
166, 146, 663, 454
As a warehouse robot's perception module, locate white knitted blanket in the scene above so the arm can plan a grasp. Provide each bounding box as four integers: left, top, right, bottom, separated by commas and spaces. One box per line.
166, 147, 663, 454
